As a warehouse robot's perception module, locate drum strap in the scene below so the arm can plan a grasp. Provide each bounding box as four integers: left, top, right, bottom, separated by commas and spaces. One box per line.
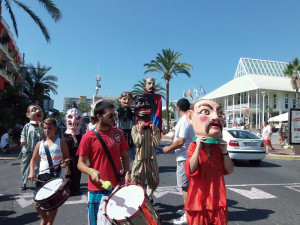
43, 140, 55, 176
92, 129, 121, 183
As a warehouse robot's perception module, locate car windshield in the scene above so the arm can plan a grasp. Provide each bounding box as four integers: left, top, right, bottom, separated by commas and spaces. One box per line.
227, 130, 260, 139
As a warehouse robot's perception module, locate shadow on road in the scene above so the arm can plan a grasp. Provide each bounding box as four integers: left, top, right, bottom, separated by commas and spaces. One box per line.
227, 199, 275, 222
233, 160, 281, 168
159, 166, 176, 173
0, 211, 40, 225
154, 202, 183, 225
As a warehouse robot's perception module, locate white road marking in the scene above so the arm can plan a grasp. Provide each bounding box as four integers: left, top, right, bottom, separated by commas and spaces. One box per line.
64, 194, 88, 204
285, 185, 300, 193
153, 186, 182, 198
226, 183, 300, 187
15, 193, 34, 208
228, 187, 277, 199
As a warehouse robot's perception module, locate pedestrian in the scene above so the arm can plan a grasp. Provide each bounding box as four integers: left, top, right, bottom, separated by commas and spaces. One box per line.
256, 128, 262, 138
20, 104, 44, 190
77, 100, 131, 225
28, 117, 70, 225
86, 116, 97, 132
115, 91, 137, 162
262, 121, 273, 154
0, 128, 19, 153
131, 93, 161, 199
185, 99, 234, 225
244, 123, 250, 131
163, 98, 194, 224
63, 102, 83, 196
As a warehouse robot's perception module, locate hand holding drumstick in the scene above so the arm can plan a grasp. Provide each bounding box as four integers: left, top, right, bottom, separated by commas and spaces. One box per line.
89, 168, 112, 190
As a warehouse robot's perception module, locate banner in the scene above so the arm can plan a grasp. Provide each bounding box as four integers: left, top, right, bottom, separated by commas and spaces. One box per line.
188, 88, 193, 100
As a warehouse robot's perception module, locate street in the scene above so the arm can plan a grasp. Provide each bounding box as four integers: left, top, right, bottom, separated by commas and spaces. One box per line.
0, 143, 300, 225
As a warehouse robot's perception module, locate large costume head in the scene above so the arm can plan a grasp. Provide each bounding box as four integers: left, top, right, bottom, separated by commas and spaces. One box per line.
119, 91, 133, 109
132, 93, 156, 125
145, 77, 155, 93
187, 99, 224, 140
65, 102, 83, 135
26, 104, 44, 122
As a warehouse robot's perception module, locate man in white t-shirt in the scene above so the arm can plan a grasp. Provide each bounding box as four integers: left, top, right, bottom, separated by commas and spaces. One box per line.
262, 121, 273, 154
163, 98, 194, 225
1, 128, 18, 153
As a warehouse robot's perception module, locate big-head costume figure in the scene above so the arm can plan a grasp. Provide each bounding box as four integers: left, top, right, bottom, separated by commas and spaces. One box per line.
20, 104, 44, 190
144, 77, 162, 133
131, 93, 161, 197
184, 99, 234, 225
63, 102, 83, 196
115, 91, 137, 161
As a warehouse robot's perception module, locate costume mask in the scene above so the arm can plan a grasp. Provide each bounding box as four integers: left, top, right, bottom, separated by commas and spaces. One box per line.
132, 93, 156, 126
26, 104, 44, 122
145, 77, 155, 93
187, 99, 224, 142
119, 92, 133, 109
65, 107, 83, 135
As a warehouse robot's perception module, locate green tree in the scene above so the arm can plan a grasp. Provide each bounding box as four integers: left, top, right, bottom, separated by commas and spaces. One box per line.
144, 49, 193, 131
169, 101, 176, 120
131, 78, 166, 99
284, 57, 300, 108
77, 102, 90, 115
0, 0, 61, 43
24, 62, 58, 105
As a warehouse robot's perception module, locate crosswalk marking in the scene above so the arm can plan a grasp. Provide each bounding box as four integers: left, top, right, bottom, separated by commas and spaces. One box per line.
228, 187, 276, 199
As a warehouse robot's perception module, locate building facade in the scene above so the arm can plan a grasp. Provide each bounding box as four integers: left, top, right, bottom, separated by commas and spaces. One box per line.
0, 17, 22, 90
203, 58, 295, 129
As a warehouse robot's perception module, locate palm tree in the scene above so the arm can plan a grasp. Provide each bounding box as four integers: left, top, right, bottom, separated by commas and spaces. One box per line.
24, 61, 58, 104
0, 0, 61, 43
132, 78, 166, 99
144, 49, 193, 131
284, 57, 300, 108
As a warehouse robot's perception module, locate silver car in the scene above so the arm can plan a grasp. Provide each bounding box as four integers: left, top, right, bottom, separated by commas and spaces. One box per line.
222, 128, 266, 165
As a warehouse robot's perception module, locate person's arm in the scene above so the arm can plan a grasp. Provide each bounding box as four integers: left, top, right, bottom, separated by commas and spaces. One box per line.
220, 140, 234, 174
120, 150, 132, 184
163, 137, 185, 153
60, 139, 70, 168
189, 136, 205, 173
77, 155, 102, 183
28, 141, 41, 181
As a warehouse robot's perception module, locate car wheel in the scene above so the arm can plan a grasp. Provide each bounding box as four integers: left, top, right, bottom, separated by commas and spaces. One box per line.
249, 160, 262, 166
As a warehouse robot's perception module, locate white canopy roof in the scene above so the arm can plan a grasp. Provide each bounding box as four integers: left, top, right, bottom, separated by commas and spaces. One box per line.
268, 112, 288, 122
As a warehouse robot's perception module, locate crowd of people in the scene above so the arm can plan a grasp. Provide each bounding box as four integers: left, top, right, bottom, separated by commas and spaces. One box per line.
0, 77, 238, 225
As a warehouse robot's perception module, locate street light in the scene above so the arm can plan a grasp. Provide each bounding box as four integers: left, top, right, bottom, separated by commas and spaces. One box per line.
95, 74, 101, 96
261, 90, 266, 123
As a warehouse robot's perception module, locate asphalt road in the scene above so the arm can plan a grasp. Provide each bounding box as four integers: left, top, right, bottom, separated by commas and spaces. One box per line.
0, 143, 300, 225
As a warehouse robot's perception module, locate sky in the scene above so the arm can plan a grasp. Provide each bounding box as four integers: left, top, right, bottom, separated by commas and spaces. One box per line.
3, 0, 300, 111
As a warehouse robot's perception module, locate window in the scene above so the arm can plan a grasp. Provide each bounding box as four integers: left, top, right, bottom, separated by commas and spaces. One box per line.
293, 94, 296, 108
285, 93, 289, 108
273, 94, 276, 109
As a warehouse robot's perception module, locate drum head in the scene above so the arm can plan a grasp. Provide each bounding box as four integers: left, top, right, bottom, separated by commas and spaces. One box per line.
34, 177, 63, 201
105, 184, 145, 221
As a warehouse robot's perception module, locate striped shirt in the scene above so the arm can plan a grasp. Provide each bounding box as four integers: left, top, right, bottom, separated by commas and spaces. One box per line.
131, 124, 160, 160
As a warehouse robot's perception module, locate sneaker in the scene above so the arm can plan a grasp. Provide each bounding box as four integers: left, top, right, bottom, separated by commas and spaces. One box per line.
176, 209, 185, 216
173, 213, 187, 224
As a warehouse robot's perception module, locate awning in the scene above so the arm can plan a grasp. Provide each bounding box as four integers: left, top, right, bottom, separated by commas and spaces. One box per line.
268, 112, 288, 122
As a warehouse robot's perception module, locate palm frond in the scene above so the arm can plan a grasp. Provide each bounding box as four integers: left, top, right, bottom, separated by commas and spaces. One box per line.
37, 0, 62, 22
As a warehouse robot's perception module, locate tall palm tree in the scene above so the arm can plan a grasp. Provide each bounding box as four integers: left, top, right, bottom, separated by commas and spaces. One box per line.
144, 49, 193, 131
132, 78, 166, 99
24, 61, 58, 104
0, 0, 61, 43
284, 57, 300, 108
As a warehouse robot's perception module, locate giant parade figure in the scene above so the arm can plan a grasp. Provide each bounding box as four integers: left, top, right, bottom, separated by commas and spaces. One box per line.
63, 102, 83, 196
184, 99, 234, 225
144, 77, 162, 133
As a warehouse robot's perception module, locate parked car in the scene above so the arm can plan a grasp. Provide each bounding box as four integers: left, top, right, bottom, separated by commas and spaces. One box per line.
222, 128, 266, 165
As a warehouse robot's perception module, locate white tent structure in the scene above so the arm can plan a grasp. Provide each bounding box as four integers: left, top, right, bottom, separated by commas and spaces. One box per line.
268, 112, 288, 122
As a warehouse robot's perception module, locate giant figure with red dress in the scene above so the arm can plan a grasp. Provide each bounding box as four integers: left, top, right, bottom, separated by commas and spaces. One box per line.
184, 99, 234, 225
144, 77, 162, 133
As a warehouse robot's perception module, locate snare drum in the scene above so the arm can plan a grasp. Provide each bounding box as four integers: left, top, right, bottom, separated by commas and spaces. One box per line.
34, 177, 70, 211
105, 183, 161, 225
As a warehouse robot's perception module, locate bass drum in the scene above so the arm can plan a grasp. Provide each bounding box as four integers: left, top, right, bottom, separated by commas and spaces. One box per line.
34, 177, 70, 211
105, 183, 161, 225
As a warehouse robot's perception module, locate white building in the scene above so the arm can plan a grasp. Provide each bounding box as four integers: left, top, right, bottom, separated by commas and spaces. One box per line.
203, 58, 295, 129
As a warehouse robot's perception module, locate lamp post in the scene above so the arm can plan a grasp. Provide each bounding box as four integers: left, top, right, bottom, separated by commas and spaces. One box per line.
95, 74, 101, 96
261, 90, 266, 123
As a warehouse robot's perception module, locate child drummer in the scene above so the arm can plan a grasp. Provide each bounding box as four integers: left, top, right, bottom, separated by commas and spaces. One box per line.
28, 118, 70, 225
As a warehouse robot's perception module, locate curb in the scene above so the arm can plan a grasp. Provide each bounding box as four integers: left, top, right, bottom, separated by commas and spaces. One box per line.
266, 155, 300, 160
0, 156, 18, 160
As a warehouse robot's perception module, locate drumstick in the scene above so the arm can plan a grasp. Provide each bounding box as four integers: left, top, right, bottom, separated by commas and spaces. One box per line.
33, 177, 44, 183
40, 159, 72, 172
100, 179, 112, 190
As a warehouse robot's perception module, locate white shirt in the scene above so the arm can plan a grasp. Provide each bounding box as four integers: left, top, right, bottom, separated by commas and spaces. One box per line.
174, 115, 195, 161
0, 133, 9, 149
262, 125, 272, 140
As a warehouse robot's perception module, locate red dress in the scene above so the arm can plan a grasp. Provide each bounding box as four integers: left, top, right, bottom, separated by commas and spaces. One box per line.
184, 142, 229, 225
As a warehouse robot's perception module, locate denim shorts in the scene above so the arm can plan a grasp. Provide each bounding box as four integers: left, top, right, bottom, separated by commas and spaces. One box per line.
176, 160, 189, 188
